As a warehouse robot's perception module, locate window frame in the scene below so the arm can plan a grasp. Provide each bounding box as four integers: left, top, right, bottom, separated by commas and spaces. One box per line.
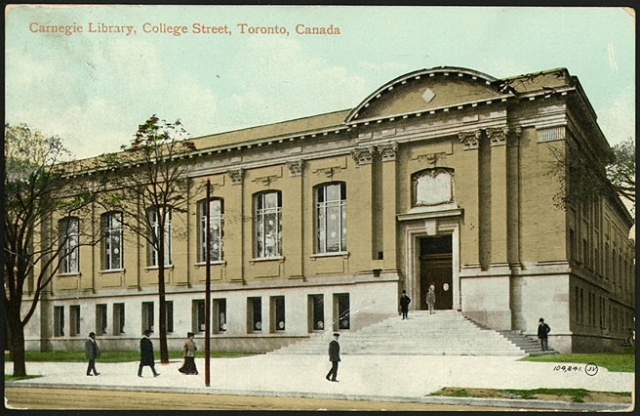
315, 182, 347, 254
102, 211, 124, 271
254, 191, 282, 259
60, 216, 80, 274
148, 206, 172, 267
198, 198, 224, 263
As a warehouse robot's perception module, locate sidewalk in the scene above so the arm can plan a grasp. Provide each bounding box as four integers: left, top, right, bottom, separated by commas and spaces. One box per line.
5, 354, 635, 411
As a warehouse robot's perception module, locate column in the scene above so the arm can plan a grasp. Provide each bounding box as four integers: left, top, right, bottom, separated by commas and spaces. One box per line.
486, 126, 509, 267
350, 147, 375, 266
227, 168, 244, 283
378, 143, 398, 269
286, 160, 305, 279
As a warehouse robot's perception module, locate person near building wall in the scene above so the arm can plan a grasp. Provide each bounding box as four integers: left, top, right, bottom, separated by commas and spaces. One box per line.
325, 333, 341, 382
426, 285, 436, 315
84, 332, 101, 376
178, 332, 199, 375
538, 318, 551, 351
138, 329, 160, 377
399, 290, 411, 320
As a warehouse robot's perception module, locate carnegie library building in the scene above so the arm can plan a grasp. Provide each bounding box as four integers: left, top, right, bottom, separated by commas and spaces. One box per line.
26, 66, 634, 354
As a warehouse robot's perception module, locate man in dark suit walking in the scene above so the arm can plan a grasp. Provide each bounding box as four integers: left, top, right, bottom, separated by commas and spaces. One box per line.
138, 329, 160, 377
325, 333, 341, 382
84, 332, 101, 376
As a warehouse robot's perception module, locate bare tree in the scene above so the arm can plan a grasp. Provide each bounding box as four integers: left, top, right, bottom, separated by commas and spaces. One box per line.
4, 123, 94, 377
97, 115, 196, 363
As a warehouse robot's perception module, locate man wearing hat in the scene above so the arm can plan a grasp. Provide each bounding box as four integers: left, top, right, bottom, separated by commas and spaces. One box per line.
537, 318, 551, 351
325, 333, 341, 382
138, 329, 160, 377
399, 290, 411, 320
84, 332, 101, 376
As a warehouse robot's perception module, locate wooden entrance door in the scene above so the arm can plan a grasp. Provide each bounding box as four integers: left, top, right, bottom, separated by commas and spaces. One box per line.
420, 253, 453, 310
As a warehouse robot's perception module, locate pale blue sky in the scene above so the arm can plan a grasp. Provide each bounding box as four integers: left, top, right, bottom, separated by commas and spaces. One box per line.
5, 5, 635, 159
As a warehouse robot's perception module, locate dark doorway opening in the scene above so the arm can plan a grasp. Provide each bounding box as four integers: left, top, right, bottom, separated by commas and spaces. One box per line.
419, 235, 453, 310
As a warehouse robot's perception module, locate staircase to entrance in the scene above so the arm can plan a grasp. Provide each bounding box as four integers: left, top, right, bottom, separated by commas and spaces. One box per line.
271, 310, 557, 356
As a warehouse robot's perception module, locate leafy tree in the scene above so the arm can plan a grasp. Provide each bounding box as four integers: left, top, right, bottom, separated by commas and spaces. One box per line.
97, 115, 196, 364
607, 137, 635, 208
548, 137, 635, 217
3, 123, 94, 377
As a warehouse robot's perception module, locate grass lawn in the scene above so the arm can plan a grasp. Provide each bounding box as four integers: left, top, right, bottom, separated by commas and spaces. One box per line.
431, 387, 632, 403
4, 350, 258, 363
519, 346, 635, 373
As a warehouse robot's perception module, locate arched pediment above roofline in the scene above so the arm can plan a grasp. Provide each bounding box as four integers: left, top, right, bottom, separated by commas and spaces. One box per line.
345, 66, 517, 123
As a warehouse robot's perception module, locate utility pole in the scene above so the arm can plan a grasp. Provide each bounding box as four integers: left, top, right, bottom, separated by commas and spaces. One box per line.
205, 179, 211, 386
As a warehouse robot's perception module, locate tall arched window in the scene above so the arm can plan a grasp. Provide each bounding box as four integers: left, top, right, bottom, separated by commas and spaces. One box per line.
254, 191, 282, 258
60, 216, 80, 274
316, 182, 347, 253
199, 198, 224, 262
102, 211, 123, 270
148, 206, 172, 266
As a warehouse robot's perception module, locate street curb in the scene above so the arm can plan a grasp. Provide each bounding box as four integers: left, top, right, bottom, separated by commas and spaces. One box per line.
5, 382, 633, 411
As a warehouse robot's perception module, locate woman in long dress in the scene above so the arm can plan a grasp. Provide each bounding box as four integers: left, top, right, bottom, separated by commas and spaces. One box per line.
178, 332, 198, 375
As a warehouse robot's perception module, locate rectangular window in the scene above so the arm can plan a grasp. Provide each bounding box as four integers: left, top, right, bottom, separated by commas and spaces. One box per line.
214, 298, 227, 333
165, 300, 174, 333
308, 294, 324, 332
271, 296, 285, 332
102, 212, 123, 270
255, 192, 282, 258
113, 303, 125, 335
316, 183, 347, 253
335, 293, 350, 330
54, 306, 64, 337
148, 207, 172, 267
574, 286, 580, 323
248, 297, 262, 332
96, 304, 107, 335
579, 288, 584, 324
70, 305, 81, 336
60, 217, 80, 274
194, 300, 205, 333
142, 302, 154, 333
199, 199, 224, 262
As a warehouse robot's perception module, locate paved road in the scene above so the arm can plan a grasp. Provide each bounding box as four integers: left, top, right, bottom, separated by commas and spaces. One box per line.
5, 387, 520, 411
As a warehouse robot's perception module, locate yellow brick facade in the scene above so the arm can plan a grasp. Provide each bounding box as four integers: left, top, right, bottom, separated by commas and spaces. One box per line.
27, 66, 634, 353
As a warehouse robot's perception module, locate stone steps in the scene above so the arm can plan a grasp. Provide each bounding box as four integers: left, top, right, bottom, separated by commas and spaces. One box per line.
271, 311, 528, 356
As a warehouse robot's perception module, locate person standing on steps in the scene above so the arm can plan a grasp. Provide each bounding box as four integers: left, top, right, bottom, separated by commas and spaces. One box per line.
178, 332, 199, 375
537, 318, 551, 351
84, 332, 101, 376
138, 329, 160, 377
426, 285, 436, 315
399, 290, 411, 320
325, 333, 341, 382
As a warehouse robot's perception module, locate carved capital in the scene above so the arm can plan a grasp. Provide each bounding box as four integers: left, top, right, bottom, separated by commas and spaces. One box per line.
287, 160, 304, 177
351, 147, 375, 165
228, 168, 243, 185
377, 143, 398, 162
486, 127, 509, 147
507, 126, 523, 147
459, 130, 481, 150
